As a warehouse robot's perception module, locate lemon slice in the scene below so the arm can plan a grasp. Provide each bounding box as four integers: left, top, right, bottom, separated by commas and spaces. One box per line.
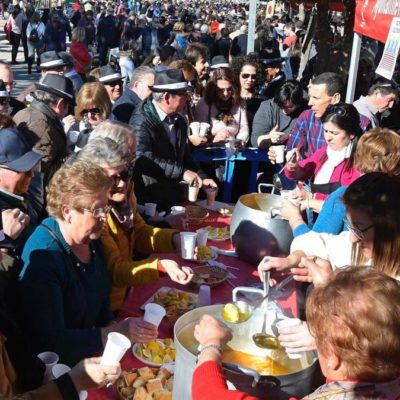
221, 303, 240, 323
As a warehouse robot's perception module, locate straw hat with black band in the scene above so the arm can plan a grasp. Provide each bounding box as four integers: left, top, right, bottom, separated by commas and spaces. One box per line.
98, 65, 124, 84
40, 50, 68, 69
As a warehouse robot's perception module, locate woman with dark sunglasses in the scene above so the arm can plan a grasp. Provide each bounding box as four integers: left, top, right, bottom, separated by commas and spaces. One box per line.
67, 82, 112, 153
77, 136, 193, 313
285, 103, 362, 203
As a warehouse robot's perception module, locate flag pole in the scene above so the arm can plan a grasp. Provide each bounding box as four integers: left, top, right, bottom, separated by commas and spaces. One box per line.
345, 32, 362, 103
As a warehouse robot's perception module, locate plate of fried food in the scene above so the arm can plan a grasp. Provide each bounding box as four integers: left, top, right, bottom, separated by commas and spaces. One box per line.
141, 287, 198, 324
118, 365, 173, 400
217, 207, 234, 217
132, 339, 176, 366
187, 245, 217, 263
184, 205, 209, 224
204, 226, 230, 241
191, 264, 229, 288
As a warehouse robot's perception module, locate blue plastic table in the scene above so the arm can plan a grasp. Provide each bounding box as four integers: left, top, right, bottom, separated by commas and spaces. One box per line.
191, 147, 269, 202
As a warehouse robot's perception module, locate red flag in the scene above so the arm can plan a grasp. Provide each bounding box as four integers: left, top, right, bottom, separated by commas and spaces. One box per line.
355, 0, 399, 42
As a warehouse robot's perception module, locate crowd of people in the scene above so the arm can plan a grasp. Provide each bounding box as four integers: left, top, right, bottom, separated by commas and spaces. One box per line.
0, 0, 399, 398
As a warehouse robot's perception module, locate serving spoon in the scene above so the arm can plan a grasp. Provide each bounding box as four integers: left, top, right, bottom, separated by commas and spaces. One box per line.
252, 272, 281, 349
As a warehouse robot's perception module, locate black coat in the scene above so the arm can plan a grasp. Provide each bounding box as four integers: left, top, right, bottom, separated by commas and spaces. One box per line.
131, 99, 203, 208
111, 87, 142, 124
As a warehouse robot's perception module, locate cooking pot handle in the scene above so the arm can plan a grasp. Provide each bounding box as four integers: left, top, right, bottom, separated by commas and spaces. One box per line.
258, 183, 275, 194
270, 207, 281, 219
222, 362, 260, 388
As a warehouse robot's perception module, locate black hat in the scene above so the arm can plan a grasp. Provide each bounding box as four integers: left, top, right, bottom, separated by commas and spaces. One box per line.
210, 55, 230, 69
35, 74, 75, 104
259, 48, 283, 66
149, 69, 189, 92
0, 80, 9, 98
40, 51, 67, 69
0, 128, 42, 172
98, 65, 123, 84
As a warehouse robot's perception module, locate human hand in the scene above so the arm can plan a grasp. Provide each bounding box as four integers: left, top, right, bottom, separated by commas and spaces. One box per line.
189, 134, 208, 146
69, 357, 121, 392
63, 114, 76, 133
194, 314, 232, 348
291, 256, 333, 286
278, 320, 316, 352
183, 170, 202, 187
269, 125, 285, 144
292, 188, 312, 202
258, 256, 294, 276
280, 199, 302, 221
116, 318, 158, 344
161, 259, 194, 284
202, 178, 218, 189
213, 129, 230, 143
285, 148, 300, 168
267, 146, 277, 164
2, 208, 30, 239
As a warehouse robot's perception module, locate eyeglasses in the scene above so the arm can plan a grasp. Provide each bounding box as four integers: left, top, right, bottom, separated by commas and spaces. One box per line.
0, 97, 9, 105
217, 87, 233, 93
109, 168, 133, 185
107, 80, 123, 87
81, 204, 111, 218
326, 105, 347, 116
241, 73, 257, 80
81, 108, 101, 118
343, 218, 374, 240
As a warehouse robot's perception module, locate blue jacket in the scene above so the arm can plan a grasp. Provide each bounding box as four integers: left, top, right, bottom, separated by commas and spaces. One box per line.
294, 186, 347, 237
19, 217, 113, 366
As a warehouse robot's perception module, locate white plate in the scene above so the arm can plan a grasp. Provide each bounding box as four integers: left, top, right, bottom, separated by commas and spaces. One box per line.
140, 287, 198, 311
183, 248, 218, 263
204, 226, 230, 241
132, 340, 175, 367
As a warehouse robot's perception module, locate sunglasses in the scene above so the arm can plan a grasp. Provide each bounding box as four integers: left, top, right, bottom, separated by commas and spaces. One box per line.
241, 73, 257, 80
217, 87, 233, 93
107, 80, 123, 87
110, 168, 133, 185
81, 108, 101, 117
326, 105, 347, 116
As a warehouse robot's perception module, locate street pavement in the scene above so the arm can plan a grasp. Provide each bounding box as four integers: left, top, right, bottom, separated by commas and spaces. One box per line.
0, 16, 41, 98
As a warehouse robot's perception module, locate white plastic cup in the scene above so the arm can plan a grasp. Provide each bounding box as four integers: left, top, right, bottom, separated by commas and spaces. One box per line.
205, 187, 217, 206
276, 318, 303, 359
190, 122, 201, 136
170, 205, 186, 215
199, 122, 210, 137
196, 228, 208, 246
188, 185, 200, 202
273, 145, 285, 164
145, 202, 157, 217
180, 232, 197, 259
37, 351, 59, 383
197, 285, 211, 307
52, 363, 71, 379
225, 142, 236, 157
100, 332, 131, 366
143, 303, 166, 327
79, 391, 88, 400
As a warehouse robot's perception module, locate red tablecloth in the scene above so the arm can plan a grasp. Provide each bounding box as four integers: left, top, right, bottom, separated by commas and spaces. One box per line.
87, 211, 297, 399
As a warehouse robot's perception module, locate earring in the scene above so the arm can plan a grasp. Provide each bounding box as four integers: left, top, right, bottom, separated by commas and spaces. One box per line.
327, 363, 332, 369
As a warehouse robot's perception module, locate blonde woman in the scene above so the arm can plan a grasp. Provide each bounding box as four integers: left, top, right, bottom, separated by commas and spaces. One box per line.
67, 82, 112, 152
18, 161, 158, 366
70, 26, 91, 78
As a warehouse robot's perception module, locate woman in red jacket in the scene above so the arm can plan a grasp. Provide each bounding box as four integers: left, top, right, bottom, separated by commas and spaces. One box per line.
70, 27, 91, 78
192, 267, 400, 400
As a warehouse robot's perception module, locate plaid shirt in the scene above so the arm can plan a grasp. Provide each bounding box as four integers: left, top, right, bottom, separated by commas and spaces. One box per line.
286, 109, 371, 158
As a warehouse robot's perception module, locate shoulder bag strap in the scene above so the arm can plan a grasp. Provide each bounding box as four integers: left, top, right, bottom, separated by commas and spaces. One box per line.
39, 224, 84, 289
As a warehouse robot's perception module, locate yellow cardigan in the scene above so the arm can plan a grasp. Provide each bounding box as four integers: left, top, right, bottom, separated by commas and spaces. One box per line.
101, 192, 177, 311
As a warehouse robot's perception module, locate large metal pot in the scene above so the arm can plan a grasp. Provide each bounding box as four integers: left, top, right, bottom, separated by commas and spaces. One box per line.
173, 305, 321, 400
231, 185, 293, 265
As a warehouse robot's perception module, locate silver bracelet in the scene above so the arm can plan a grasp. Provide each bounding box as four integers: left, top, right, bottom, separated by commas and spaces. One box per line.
197, 344, 222, 359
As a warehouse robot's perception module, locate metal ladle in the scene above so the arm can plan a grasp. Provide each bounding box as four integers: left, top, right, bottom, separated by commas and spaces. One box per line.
252, 273, 281, 349
272, 152, 297, 192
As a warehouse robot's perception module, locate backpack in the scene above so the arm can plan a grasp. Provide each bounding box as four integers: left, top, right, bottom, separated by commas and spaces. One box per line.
28, 26, 39, 43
